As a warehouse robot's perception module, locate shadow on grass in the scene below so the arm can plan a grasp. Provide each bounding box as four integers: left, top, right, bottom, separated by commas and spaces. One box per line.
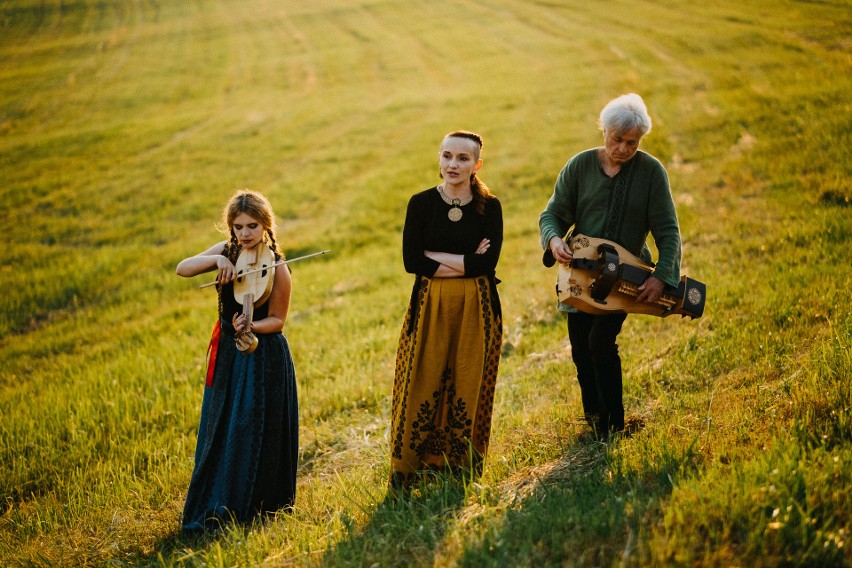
134, 522, 238, 565
132, 529, 216, 565
322, 471, 469, 567
454, 421, 695, 567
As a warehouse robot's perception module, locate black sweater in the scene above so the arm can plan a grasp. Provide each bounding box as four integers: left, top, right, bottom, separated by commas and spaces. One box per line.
402, 187, 503, 278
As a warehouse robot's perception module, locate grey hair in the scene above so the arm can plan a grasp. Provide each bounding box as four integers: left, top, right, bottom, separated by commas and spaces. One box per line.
598, 93, 652, 137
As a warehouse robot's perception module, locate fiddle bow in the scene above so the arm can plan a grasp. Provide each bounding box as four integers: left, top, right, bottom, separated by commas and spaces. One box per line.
198, 250, 331, 289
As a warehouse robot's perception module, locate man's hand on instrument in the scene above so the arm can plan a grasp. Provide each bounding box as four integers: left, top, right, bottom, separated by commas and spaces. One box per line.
637, 275, 664, 303
549, 236, 573, 264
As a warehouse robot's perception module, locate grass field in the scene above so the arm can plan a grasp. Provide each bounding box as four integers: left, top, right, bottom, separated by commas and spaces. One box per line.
1, 0, 850, 565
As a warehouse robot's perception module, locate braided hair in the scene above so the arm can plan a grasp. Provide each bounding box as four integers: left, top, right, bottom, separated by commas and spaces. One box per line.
442, 130, 493, 215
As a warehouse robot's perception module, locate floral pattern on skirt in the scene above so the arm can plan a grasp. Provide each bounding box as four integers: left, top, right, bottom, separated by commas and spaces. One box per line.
390, 276, 501, 488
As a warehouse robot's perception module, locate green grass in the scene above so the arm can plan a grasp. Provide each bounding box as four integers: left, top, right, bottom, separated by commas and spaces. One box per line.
1, 0, 850, 565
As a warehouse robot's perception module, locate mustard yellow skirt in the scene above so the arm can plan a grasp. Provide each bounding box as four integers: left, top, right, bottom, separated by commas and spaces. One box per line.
390, 275, 502, 488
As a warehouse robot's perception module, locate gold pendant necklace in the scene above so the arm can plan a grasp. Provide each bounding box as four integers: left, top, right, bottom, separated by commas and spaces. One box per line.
437, 185, 472, 222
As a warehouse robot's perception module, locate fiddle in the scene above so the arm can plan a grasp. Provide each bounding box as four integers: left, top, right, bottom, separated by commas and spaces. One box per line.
232, 243, 277, 353
197, 248, 331, 353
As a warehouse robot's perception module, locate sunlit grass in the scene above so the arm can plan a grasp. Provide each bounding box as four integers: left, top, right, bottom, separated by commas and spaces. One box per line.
1, 0, 849, 565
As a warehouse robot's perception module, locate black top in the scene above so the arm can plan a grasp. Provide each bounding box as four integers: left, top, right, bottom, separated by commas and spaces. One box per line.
219, 280, 271, 322
402, 187, 503, 278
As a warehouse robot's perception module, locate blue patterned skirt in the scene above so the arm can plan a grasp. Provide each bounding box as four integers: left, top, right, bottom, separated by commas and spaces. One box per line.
182, 320, 298, 531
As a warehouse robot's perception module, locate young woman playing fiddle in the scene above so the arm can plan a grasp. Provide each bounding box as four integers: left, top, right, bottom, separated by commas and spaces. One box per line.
176, 189, 298, 532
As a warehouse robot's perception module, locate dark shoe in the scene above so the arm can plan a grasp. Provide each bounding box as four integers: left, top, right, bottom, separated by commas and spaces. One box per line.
584, 412, 600, 430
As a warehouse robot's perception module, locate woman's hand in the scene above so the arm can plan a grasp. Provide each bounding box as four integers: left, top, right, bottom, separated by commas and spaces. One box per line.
424, 250, 464, 277
425, 238, 490, 261
175, 241, 231, 278
232, 312, 251, 335
216, 256, 237, 284
233, 311, 259, 353
425, 238, 490, 277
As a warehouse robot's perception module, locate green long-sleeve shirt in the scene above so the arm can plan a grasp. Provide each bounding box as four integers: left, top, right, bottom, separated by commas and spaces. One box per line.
539, 148, 681, 287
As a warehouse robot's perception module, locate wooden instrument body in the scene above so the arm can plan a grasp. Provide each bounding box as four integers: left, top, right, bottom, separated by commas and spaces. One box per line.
233, 244, 276, 308
232, 244, 276, 353
556, 234, 705, 319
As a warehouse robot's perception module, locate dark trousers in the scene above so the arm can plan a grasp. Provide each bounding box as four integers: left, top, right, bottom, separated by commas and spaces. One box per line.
567, 311, 628, 434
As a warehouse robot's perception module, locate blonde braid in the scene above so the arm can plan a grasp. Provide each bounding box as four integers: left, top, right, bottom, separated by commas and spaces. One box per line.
224, 233, 241, 264
266, 229, 284, 261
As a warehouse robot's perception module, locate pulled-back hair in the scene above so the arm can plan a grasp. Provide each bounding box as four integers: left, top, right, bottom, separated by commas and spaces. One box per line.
220, 189, 283, 263
598, 93, 653, 138
444, 130, 493, 215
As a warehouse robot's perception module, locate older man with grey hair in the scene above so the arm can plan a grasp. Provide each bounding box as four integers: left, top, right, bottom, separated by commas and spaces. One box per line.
539, 93, 681, 439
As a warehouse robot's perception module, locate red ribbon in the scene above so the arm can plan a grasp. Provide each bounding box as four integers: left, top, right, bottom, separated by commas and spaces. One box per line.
205, 320, 221, 387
